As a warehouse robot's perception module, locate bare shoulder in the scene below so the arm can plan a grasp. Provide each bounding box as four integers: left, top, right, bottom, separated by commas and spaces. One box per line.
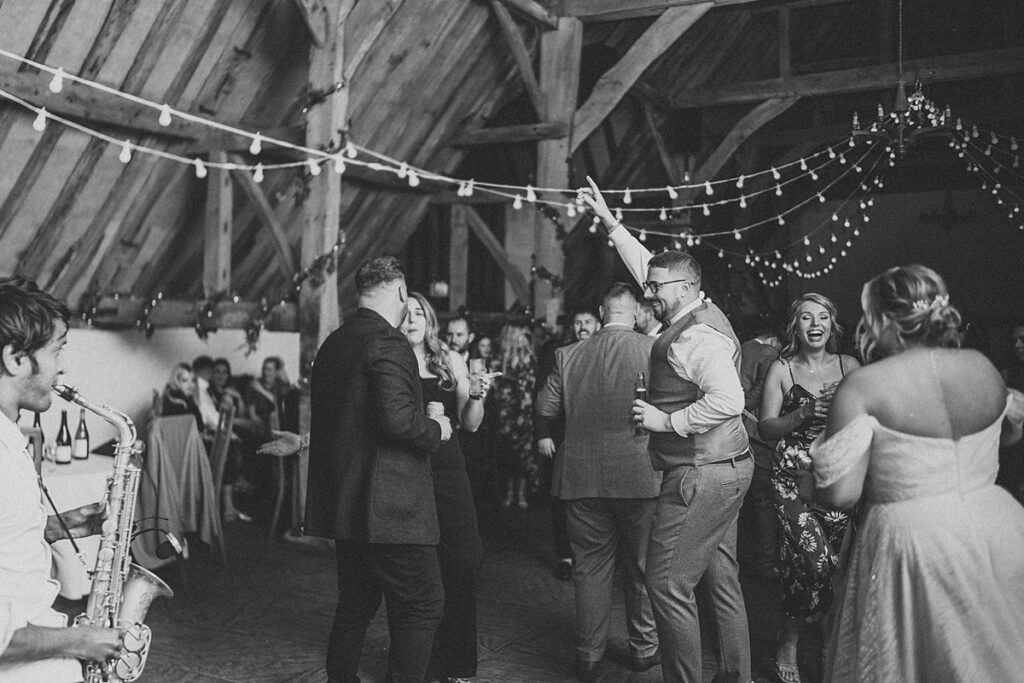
840, 353, 862, 370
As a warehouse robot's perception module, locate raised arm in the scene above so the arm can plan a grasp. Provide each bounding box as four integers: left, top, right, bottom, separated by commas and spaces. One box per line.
578, 177, 652, 286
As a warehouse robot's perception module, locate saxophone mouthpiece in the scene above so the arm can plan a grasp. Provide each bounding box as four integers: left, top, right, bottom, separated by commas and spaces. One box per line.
52, 383, 77, 402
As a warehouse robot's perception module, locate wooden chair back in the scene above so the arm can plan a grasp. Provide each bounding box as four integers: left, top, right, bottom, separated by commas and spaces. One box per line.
208, 403, 236, 497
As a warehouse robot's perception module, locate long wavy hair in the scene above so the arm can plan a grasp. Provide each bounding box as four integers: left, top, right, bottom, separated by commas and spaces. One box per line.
780, 292, 843, 360
497, 322, 535, 373
409, 292, 457, 391
856, 264, 961, 363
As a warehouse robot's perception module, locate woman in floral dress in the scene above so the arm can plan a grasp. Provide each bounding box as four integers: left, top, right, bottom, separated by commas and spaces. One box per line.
758, 293, 860, 683
492, 321, 538, 508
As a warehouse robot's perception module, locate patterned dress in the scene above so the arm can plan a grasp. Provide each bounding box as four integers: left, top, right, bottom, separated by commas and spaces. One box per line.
492, 359, 539, 493
770, 361, 851, 621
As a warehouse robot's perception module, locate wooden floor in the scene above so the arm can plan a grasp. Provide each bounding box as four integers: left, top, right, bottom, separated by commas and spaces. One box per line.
58, 498, 820, 682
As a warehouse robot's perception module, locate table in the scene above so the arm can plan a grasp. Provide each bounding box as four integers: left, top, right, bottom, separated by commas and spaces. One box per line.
40, 455, 113, 599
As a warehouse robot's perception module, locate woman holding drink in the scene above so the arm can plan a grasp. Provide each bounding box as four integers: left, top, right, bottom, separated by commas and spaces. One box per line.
758, 293, 860, 683
402, 293, 494, 683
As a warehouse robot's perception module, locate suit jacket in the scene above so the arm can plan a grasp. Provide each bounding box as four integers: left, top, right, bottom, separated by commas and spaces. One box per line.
305, 307, 443, 544
535, 326, 660, 500
739, 340, 779, 467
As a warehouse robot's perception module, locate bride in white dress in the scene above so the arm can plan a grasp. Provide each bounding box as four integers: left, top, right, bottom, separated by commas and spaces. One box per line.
808, 264, 1024, 682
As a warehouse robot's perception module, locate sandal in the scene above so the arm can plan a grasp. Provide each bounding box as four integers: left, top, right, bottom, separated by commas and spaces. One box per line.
771, 659, 801, 683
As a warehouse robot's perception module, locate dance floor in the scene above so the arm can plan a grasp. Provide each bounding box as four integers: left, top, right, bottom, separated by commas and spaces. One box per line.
57, 498, 818, 682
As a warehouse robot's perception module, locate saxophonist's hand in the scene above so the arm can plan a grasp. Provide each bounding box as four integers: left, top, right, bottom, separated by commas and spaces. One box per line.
45, 502, 107, 544
67, 625, 124, 662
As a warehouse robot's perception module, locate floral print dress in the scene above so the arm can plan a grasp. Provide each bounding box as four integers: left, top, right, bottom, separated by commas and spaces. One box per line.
770, 361, 851, 621
492, 359, 539, 493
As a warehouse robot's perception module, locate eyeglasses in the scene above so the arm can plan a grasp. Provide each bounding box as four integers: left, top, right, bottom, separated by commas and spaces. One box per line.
642, 279, 691, 294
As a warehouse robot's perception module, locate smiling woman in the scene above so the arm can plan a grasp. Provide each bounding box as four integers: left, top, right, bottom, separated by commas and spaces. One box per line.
756, 293, 861, 683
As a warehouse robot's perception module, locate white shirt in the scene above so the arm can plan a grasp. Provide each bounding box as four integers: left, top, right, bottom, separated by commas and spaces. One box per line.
609, 225, 745, 438
0, 411, 82, 682
195, 377, 220, 431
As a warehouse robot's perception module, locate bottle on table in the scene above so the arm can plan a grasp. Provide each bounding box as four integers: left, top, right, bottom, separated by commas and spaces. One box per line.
634, 371, 647, 436
73, 408, 90, 460
32, 411, 45, 446
55, 409, 72, 465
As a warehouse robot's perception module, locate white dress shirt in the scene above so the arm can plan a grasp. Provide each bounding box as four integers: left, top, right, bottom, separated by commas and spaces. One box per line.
608, 224, 745, 439
0, 411, 82, 682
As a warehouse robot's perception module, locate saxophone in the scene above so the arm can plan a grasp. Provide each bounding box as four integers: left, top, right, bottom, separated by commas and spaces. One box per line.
54, 384, 174, 683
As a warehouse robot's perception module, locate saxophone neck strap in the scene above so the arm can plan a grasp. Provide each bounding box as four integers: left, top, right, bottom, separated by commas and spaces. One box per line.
36, 473, 90, 570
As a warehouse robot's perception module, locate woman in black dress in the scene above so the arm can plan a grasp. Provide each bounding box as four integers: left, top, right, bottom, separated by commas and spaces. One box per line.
758, 293, 860, 683
402, 293, 493, 683
160, 362, 204, 432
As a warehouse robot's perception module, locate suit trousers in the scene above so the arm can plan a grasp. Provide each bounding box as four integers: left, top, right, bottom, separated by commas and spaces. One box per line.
564, 497, 658, 662
328, 540, 444, 683
646, 457, 753, 683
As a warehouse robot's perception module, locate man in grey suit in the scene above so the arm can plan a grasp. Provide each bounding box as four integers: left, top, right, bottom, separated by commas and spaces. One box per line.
535, 283, 661, 682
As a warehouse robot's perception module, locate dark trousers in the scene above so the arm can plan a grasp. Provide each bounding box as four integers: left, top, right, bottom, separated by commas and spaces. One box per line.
430, 469, 484, 678
328, 541, 444, 683
551, 497, 572, 560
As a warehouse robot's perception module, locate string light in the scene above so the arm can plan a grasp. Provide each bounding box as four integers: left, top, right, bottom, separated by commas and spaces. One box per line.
249, 132, 262, 155
32, 108, 46, 132
307, 157, 321, 176
513, 195, 523, 210
525, 185, 536, 203
666, 186, 678, 200
333, 154, 346, 174
193, 158, 207, 178
253, 163, 264, 183
622, 188, 632, 204
118, 140, 132, 163
48, 67, 64, 93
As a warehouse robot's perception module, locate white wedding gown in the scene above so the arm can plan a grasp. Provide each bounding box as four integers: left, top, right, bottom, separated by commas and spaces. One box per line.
811, 396, 1024, 682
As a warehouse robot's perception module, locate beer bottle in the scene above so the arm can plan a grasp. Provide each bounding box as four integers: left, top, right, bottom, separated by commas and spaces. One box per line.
73, 408, 90, 460
55, 410, 72, 464
635, 371, 647, 436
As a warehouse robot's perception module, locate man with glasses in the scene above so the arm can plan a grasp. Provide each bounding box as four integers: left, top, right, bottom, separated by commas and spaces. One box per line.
580, 180, 753, 683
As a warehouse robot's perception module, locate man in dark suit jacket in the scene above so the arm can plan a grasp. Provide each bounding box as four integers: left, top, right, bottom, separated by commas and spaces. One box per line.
536, 283, 661, 682
306, 256, 453, 683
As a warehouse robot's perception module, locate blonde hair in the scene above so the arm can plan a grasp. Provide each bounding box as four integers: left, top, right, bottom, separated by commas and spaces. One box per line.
497, 323, 535, 373
856, 264, 961, 363
780, 292, 843, 359
409, 292, 457, 391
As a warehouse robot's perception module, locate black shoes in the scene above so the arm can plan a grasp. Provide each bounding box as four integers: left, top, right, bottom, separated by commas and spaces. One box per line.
553, 558, 573, 581
574, 658, 600, 682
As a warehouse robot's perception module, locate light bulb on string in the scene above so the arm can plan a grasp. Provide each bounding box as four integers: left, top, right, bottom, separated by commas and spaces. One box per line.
32, 108, 47, 132
803, 236, 810, 246
778, 216, 786, 226
659, 207, 668, 221
841, 250, 847, 257
736, 175, 745, 189
158, 104, 172, 127
666, 185, 678, 200
333, 154, 346, 174
118, 140, 132, 164
513, 195, 523, 210
775, 185, 783, 197
525, 185, 536, 203
831, 233, 838, 242
810, 170, 819, 181
733, 231, 741, 240
48, 67, 65, 93
704, 180, 713, 196
799, 158, 808, 171
844, 218, 851, 228
397, 162, 408, 179
193, 158, 207, 178
639, 229, 647, 242
702, 204, 711, 217
839, 154, 847, 164
249, 133, 262, 155
818, 245, 826, 254
828, 148, 836, 159
253, 163, 264, 183
771, 167, 781, 181
307, 158, 321, 176
588, 223, 598, 234
623, 188, 632, 204
739, 195, 747, 208
405, 171, 418, 186
717, 249, 724, 258
614, 207, 624, 222
567, 203, 577, 218
345, 141, 357, 158
686, 235, 695, 247
817, 193, 826, 203
464, 179, 475, 196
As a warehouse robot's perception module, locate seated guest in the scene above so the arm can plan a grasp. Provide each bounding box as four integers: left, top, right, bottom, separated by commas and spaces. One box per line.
191, 355, 220, 432
210, 358, 258, 523
245, 356, 300, 435
160, 362, 205, 433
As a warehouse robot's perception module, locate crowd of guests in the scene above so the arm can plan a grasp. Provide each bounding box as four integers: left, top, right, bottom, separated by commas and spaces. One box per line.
156, 353, 301, 523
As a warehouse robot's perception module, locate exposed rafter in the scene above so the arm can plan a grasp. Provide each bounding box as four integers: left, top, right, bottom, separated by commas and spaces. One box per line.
672, 47, 1024, 107
560, 0, 757, 22
570, 3, 712, 153
489, 0, 546, 118
229, 153, 297, 280
451, 120, 568, 146
464, 205, 532, 304
497, 0, 559, 29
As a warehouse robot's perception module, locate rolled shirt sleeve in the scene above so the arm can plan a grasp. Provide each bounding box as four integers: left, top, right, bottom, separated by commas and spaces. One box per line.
608, 224, 652, 287
666, 324, 745, 437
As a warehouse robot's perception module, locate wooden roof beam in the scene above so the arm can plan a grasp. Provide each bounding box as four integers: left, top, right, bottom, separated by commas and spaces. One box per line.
228, 154, 297, 281
672, 47, 1024, 108
489, 0, 546, 118
498, 0, 559, 29
451, 120, 568, 145
558, 0, 756, 22
81, 295, 298, 330
463, 205, 532, 304
204, 151, 233, 297
570, 3, 713, 153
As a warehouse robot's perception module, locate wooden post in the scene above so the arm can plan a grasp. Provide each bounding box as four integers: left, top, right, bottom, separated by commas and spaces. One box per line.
293, 0, 351, 537
449, 205, 469, 311
533, 17, 581, 321
204, 150, 232, 297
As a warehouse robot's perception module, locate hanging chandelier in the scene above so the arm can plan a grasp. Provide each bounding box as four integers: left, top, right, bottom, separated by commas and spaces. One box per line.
850, 0, 952, 157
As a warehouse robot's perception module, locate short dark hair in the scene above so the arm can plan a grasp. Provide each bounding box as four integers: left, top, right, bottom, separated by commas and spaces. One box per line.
601, 282, 638, 310
355, 256, 405, 295
572, 309, 600, 322
213, 357, 232, 375
263, 356, 283, 371
647, 250, 701, 282
447, 314, 473, 334
192, 355, 214, 373
0, 277, 70, 375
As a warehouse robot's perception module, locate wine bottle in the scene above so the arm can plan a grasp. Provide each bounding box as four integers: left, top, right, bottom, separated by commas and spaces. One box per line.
55, 410, 72, 464
32, 411, 45, 446
634, 371, 647, 436
73, 408, 90, 460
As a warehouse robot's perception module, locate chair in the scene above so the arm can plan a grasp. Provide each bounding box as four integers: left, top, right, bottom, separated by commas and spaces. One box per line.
207, 403, 236, 557
262, 410, 297, 540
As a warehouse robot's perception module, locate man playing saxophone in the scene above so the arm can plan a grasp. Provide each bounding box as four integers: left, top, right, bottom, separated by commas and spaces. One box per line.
0, 276, 122, 682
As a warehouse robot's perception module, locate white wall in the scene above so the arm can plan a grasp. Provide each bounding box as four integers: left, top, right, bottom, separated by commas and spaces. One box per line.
31, 327, 299, 448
